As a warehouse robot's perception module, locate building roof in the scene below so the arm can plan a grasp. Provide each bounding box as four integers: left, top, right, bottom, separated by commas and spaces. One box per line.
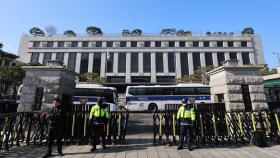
0, 49, 18, 59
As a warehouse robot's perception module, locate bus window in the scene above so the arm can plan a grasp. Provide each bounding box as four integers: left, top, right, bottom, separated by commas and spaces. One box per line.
174, 87, 196, 95
196, 87, 210, 94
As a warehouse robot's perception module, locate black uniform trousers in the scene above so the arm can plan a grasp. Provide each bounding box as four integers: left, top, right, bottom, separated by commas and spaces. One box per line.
47, 127, 62, 154
179, 124, 192, 147
92, 123, 106, 148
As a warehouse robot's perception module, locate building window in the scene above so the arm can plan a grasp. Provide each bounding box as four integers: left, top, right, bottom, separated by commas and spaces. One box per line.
155, 41, 161, 47
144, 41, 150, 47
120, 41, 126, 47
157, 76, 175, 83
30, 52, 39, 63
180, 52, 189, 76
67, 52, 76, 72
56, 52, 64, 63
106, 52, 114, 73
241, 41, 247, 47
33, 42, 40, 47
168, 52, 175, 72
93, 52, 101, 74
242, 52, 250, 65
143, 53, 151, 72
58, 41, 64, 47
205, 53, 213, 66
179, 41, 185, 47
82, 41, 89, 47
118, 52, 126, 73
131, 52, 138, 73
71, 41, 78, 47
107, 41, 113, 47
80, 53, 89, 74
229, 52, 237, 60
227, 41, 234, 47
217, 52, 225, 66
203, 41, 209, 47
156, 53, 163, 73
46, 42, 53, 48
193, 41, 199, 47
131, 41, 137, 47
95, 41, 102, 47
131, 76, 150, 83
169, 41, 175, 47
217, 41, 223, 47
193, 53, 201, 71
43, 52, 51, 64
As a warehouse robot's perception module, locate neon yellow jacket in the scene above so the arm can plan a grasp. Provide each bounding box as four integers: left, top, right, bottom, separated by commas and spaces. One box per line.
177, 104, 195, 121
89, 103, 109, 120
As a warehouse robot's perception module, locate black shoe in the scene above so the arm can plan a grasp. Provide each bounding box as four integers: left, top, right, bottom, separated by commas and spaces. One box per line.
188, 146, 193, 151
177, 146, 183, 150
90, 147, 96, 152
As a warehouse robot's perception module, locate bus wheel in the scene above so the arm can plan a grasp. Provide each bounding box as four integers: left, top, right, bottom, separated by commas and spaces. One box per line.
148, 103, 158, 112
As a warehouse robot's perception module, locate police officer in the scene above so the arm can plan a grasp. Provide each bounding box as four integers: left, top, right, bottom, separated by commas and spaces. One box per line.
89, 98, 109, 152
177, 98, 195, 151
44, 98, 64, 157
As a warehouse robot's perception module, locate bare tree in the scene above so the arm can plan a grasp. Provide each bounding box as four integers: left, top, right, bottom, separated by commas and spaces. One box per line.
45, 25, 57, 36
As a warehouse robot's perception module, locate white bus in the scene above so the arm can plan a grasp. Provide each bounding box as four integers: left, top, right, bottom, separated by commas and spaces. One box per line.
125, 84, 211, 111
73, 83, 118, 111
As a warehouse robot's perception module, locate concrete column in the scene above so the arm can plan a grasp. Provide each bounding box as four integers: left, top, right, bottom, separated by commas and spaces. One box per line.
51, 52, 56, 61
188, 52, 194, 75
212, 52, 218, 67
126, 52, 131, 83
200, 52, 206, 67
237, 52, 243, 65
151, 52, 156, 83
38, 53, 44, 64
175, 52, 181, 78
225, 52, 230, 61
163, 52, 168, 74
175, 41, 179, 47
113, 52, 118, 74
63, 52, 69, 67
249, 52, 256, 65
88, 52, 94, 72
100, 52, 106, 77
199, 41, 203, 47
139, 52, 144, 74
75, 52, 81, 73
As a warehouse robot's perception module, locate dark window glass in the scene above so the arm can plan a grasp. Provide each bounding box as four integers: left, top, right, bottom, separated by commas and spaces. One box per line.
80, 53, 89, 74
82, 41, 89, 47
106, 52, 114, 73
227, 41, 234, 47
107, 41, 113, 47
241, 41, 247, 47
179, 41, 185, 47
33, 42, 40, 47
118, 52, 126, 73
131, 41, 137, 47
169, 41, 175, 47
131, 52, 138, 73
67, 53, 76, 72
157, 76, 175, 83
217, 41, 223, 47
46, 42, 53, 47
71, 41, 78, 47
96, 41, 102, 47
193, 41, 199, 47
56, 52, 64, 63
107, 77, 125, 83
229, 52, 237, 60
155, 41, 161, 47
58, 41, 64, 47
196, 87, 210, 94
193, 53, 201, 70
217, 52, 225, 66
120, 41, 126, 47
93, 52, 101, 74
205, 53, 213, 66
203, 41, 209, 47
242, 52, 250, 65
43, 52, 51, 64
156, 53, 163, 73
131, 77, 150, 83
174, 87, 196, 95
144, 41, 150, 47
30, 52, 39, 63
75, 88, 114, 102
168, 52, 175, 72
143, 53, 151, 72
180, 53, 189, 76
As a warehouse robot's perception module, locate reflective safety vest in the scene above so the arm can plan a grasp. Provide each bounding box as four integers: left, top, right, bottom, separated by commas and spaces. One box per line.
177, 104, 195, 121
89, 103, 109, 120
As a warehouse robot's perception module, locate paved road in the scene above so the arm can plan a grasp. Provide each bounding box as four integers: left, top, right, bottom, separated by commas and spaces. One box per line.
1, 113, 280, 158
